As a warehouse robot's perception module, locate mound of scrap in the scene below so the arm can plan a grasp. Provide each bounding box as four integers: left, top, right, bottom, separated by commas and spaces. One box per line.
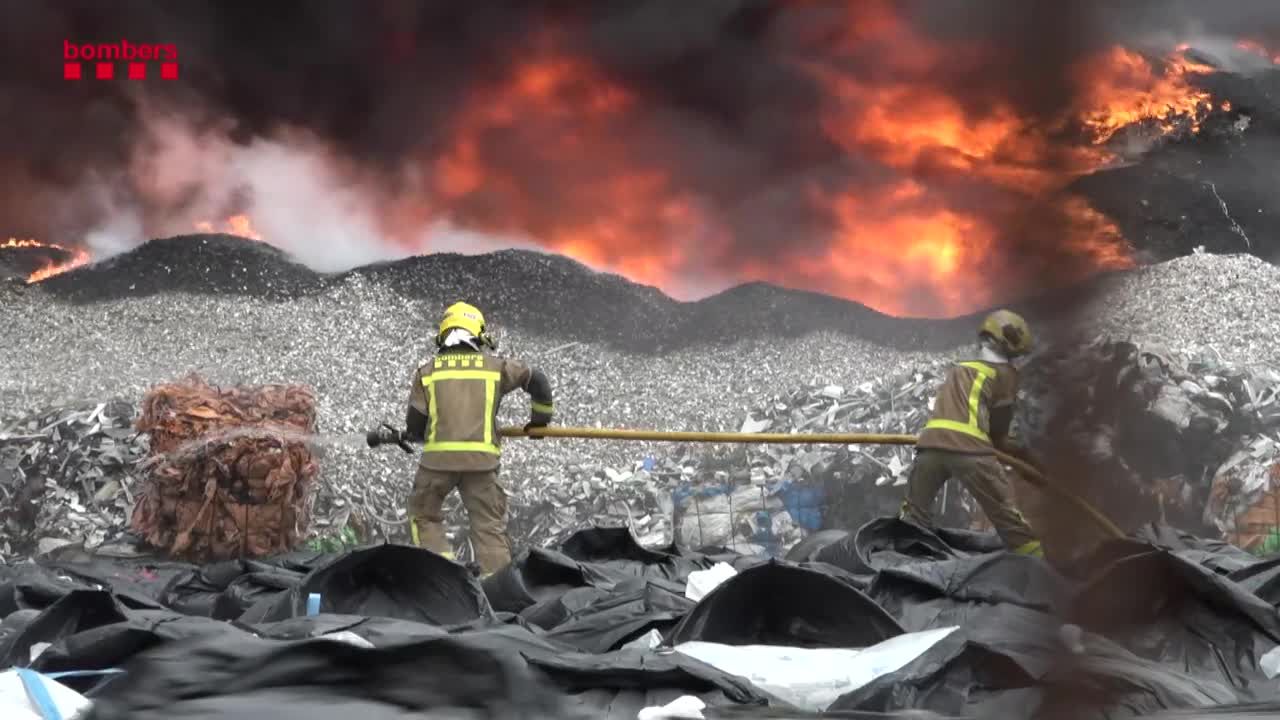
7, 338, 1280, 571
2, 522, 1280, 719
483, 337, 1280, 560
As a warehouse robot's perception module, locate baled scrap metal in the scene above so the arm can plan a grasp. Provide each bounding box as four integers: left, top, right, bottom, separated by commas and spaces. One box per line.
130, 376, 319, 561
137, 375, 316, 454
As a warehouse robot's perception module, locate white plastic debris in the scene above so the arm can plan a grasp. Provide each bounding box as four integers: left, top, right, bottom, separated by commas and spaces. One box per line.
0, 669, 92, 720
637, 695, 705, 720
674, 626, 959, 711
621, 628, 664, 651
684, 562, 738, 601
29, 643, 50, 663
1261, 644, 1280, 679
319, 630, 376, 649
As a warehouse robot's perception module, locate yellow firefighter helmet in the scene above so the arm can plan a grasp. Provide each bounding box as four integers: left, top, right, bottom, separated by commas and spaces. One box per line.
438, 301, 486, 341
979, 309, 1033, 357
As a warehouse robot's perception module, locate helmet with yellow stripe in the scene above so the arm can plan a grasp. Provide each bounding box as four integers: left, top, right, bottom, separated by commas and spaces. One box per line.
437, 302, 487, 346
979, 309, 1033, 357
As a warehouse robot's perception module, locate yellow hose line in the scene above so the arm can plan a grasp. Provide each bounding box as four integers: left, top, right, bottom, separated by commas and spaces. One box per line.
498, 425, 1126, 540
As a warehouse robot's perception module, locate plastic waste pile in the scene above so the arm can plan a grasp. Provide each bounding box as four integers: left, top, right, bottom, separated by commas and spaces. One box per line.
1, 521, 1279, 719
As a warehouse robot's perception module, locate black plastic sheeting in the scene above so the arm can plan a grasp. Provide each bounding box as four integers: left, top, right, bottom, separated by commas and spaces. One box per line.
0, 522, 1278, 719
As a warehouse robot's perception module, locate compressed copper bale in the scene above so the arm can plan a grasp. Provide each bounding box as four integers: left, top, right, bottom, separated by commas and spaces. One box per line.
129, 375, 319, 561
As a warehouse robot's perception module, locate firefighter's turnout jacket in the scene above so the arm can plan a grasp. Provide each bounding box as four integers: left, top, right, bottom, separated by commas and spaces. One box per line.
903, 355, 1042, 556
405, 348, 554, 472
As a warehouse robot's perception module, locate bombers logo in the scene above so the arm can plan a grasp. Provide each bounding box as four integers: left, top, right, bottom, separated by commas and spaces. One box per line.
63, 40, 179, 80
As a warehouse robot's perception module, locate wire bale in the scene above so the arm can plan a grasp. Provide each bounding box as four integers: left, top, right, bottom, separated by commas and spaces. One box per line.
129, 374, 319, 561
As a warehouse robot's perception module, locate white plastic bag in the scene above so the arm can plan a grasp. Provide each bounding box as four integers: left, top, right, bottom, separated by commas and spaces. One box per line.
674, 626, 958, 711
684, 562, 738, 601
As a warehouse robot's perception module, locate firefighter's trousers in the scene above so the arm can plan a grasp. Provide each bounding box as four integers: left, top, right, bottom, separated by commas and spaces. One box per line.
900, 448, 1042, 557
407, 466, 511, 575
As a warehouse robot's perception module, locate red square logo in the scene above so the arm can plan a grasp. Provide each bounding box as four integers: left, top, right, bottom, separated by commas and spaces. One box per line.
160, 62, 178, 80
96, 62, 113, 79
64, 62, 81, 80
128, 62, 146, 80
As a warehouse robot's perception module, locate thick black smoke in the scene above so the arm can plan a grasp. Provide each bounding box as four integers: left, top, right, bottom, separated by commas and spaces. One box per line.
1, 0, 1279, 312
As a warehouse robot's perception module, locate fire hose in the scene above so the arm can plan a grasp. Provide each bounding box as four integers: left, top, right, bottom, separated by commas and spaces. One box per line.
496, 425, 1126, 540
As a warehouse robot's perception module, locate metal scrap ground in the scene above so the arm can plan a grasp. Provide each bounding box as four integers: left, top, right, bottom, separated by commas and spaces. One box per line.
3, 249, 1279, 553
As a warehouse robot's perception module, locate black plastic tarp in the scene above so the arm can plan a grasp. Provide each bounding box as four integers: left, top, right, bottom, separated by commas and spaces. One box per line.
0, 588, 253, 691
0, 559, 172, 615
869, 552, 1074, 631
3, 519, 1280, 719
83, 617, 773, 720
544, 577, 694, 653
560, 526, 716, 584
1070, 548, 1280, 691
483, 547, 592, 615
159, 558, 306, 619
244, 543, 496, 626
82, 631, 586, 720
830, 603, 1244, 720
667, 560, 904, 647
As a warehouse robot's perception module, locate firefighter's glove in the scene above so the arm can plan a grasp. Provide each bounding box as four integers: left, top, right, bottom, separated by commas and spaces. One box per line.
524, 416, 550, 440
366, 423, 412, 453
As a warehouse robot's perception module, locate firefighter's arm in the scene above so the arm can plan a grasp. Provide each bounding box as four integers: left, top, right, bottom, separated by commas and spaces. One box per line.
525, 367, 554, 427
502, 358, 554, 428
403, 368, 430, 443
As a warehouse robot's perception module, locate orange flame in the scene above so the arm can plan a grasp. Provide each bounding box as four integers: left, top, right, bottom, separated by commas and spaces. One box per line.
1, 238, 92, 284
405, 32, 1227, 316
194, 214, 263, 241
1077, 47, 1214, 144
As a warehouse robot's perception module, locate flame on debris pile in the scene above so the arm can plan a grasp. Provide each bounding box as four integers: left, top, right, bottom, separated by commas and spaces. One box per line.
1078, 47, 1215, 144
1, 238, 92, 284
194, 214, 263, 241
401, 24, 1222, 315
0, 5, 1251, 317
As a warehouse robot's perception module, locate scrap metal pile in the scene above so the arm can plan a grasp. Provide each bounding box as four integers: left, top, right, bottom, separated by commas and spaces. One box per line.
128, 375, 319, 562
7, 339, 1280, 564
1019, 338, 1280, 550
0, 401, 143, 559
479, 338, 1280, 558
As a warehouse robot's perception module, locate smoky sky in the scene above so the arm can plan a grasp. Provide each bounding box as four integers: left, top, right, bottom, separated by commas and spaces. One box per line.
2, 0, 1280, 314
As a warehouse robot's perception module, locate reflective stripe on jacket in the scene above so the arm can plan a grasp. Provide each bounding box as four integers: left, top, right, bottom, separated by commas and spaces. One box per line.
408, 351, 539, 472
916, 359, 1018, 455
424, 357, 502, 456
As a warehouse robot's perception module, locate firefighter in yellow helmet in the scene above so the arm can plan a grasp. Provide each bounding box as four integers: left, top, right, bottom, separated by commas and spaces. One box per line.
899, 309, 1044, 557
373, 301, 554, 576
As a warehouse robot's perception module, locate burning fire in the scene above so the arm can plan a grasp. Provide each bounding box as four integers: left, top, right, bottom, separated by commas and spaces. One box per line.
402, 23, 1222, 316
1078, 47, 1214, 144
1, 238, 92, 284
194, 214, 263, 241
0, 15, 1242, 317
